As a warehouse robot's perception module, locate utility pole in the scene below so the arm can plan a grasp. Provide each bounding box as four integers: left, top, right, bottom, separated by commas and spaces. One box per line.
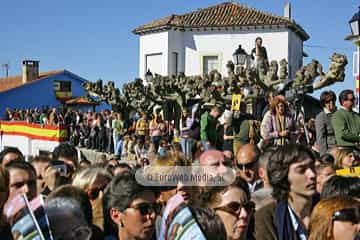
1, 63, 9, 78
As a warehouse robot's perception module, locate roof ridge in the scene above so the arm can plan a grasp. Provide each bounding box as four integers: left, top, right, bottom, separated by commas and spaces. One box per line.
133, 1, 308, 40
229, 1, 293, 23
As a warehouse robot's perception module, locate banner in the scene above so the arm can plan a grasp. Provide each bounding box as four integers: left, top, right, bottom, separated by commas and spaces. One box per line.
5, 194, 54, 240
231, 94, 242, 111
336, 166, 360, 177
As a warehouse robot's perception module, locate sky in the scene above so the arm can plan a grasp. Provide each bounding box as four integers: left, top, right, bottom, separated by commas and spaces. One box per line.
0, 0, 359, 99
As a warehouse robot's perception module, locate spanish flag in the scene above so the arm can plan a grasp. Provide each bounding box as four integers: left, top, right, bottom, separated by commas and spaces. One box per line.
0, 121, 68, 142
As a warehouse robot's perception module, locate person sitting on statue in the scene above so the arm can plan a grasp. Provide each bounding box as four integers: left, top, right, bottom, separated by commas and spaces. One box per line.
251, 37, 269, 67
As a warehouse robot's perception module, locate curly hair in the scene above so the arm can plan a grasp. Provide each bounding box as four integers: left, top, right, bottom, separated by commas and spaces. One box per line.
267, 144, 315, 201
269, 96, 288, 115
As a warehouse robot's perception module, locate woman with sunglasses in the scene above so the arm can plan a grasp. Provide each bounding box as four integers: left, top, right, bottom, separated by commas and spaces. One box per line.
103, 171, 159, 240
199, 176, 255, 240
73, 167, 112, 230
309, 197, 360, 240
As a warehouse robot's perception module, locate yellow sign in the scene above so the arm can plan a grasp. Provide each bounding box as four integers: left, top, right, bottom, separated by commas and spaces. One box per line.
336, 166, 360, 177
231, 94, 242, 111
55, 91, 72, 99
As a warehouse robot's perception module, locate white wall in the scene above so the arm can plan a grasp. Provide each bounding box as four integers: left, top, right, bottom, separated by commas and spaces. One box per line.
1, 135, 60, 159
168, 30, 185, 75
184, 28, 291, 76
139, 32, 168, 78
288, 30, 304, 78
139, 27, 304, 78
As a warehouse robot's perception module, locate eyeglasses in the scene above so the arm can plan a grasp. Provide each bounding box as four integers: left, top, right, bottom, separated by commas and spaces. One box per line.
128, 202, 162, 215
236, 161, 257, 170
347, 98, 356, 102
214, 201, 255, 217
332, 207, 360, 224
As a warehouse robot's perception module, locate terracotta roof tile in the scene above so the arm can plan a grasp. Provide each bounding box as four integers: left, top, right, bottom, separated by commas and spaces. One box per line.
0, 70, 64, 93
65, 96, 99, 105
133, 2, 309, 40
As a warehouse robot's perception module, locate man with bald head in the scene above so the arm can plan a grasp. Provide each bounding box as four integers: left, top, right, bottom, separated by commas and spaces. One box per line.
236, 143, 262, 192
198, 150, 233, 186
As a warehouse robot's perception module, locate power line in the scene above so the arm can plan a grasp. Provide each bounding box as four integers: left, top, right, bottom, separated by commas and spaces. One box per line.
304, 44, 353, 51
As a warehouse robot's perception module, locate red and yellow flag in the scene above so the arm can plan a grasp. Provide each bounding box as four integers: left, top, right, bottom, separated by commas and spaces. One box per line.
0, 121, 68, 142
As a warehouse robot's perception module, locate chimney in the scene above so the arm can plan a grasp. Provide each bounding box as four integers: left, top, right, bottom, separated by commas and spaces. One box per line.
22, 60, 39, 84
284, 2, 291, 19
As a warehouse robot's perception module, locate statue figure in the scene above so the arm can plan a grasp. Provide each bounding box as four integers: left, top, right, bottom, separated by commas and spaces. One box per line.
236, 66, 247, 87
313, 53, 348, 89
251, 37, 269, 68
279, 59, 288, 80
265, 60, 282, 88
256, 59, 268, 84
226, 60, 235, 75
292, 66, 306, 87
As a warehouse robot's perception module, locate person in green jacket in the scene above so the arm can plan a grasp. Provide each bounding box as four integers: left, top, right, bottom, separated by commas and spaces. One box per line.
332, 89, 360, 150
200, 105, 221, 151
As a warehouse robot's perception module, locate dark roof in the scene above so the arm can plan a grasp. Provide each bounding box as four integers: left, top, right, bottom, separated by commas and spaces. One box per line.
133, 2, 309, 40
0, 70, 64, 93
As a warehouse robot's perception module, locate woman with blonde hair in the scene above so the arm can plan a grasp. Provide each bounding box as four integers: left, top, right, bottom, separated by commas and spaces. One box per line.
309, 196, 360, 240
72, 166, 112, 230
333, 147, 359, 169
261, 96, 297, 147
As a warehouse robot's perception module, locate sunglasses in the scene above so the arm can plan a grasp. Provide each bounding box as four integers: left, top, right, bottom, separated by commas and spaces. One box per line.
128, 202, 162, 215
332, 207, 360, 224
236, 161, 257, 170
214, 201, 255, 217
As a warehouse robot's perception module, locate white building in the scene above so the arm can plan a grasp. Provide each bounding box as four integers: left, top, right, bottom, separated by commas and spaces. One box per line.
133, 2, 309, 79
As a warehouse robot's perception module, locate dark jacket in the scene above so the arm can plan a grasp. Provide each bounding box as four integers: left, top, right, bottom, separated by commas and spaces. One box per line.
315, 110, 336, 156
254, 202, 301, 240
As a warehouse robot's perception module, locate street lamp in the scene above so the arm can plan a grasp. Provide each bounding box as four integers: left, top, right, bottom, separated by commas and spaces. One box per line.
347, 6, 360, 112
145, 69, 153, 82
349, 6, 360, 36
233, 45, 248, 66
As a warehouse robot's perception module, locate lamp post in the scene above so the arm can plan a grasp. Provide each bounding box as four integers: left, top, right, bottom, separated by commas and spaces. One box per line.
347, 6, 360, 111
233, 45, 250, 68
145, 69, 153, 84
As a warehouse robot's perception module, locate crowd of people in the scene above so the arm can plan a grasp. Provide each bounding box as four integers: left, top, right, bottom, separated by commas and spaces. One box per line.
1, 88, 360, 239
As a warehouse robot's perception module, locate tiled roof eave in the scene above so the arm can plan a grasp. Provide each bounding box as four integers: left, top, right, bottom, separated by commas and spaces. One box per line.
134, 23, 309, 40
133, 25, 174, 35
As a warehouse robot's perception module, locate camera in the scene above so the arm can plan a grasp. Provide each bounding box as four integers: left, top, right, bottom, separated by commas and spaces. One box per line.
50, 160, 68, 177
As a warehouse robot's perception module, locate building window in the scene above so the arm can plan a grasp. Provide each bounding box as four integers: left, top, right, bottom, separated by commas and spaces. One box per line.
171, 52, 178, 76
54, 80, 71, 92
54, 80, 72, 99
203, 56, 219, 74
